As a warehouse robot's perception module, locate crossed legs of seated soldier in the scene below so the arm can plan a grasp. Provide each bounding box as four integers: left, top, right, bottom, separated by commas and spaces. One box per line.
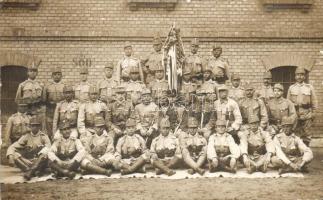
271, 156, 310, 174
242, 154, 271, 173
150, 156, 182, 176
209, 156, 237, 173
80, 155, 119, 176
119, 155, 150, 175
182, 153, 206, 175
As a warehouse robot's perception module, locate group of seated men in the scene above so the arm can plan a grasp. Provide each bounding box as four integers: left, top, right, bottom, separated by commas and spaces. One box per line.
3, 58, 315, 180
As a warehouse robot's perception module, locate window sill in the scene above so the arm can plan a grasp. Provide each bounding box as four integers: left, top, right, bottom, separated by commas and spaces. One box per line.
0, 0, 41, 10
261, 0, 313, 12
127, 0, 178, 11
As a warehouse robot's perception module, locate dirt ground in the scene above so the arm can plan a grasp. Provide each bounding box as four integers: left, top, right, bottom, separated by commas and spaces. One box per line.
1, 148, 323, 200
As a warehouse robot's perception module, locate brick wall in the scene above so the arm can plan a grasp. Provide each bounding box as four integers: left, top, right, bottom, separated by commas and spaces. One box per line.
0, 0, 322, 136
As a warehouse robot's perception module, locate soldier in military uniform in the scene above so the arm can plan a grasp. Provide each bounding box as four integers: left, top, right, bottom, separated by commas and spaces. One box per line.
78, 86, 109, 142
207, 120, 240, 173
3, 99, 30, 147
115, 118, 150, 175
183, 38, 204, 85
148, 61, 169, 104
44, 66, 65, 139
272, 117, 313, 174
48, 122, 85, 179
255, 72, 274, 105
141, 36, 164, 85
7, 117, 51, 180
207, 44, 230, 84
238, 83, 268, 130
267, 83, 297, 136
123, 66, 146, 106
239, 117, 275, 173
80, 117, 118, 176
150, 118, 181, 176
97, 62, 119, 104
180, 117, 207, 175
15, 63, 46, 132
116, 42, 144, 84
179, 68, 197, 108
52, 85, 79, 140
74, 67, 93, 103
287, 67, 318, 146
107, 86, 134, 144
228, 73, 245, 102
134, 89, 159, 148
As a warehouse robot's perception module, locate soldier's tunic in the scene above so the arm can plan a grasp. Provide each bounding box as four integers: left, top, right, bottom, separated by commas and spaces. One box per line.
115, 134, 150, 164
48, 137, 85, 164
5, 112, 30, 144
97, 77, 119, 104
149, 79, 169, 103
150, 134, 182, 162
78, 100, 109, 140
134, 102, 159, 137
123, 80, 146, 105
116, 56, 144, 83
181, 133, 207, 163
287, 82, 318, 142
255, 85, 274, 103
180, 81, 197, 106
15, 79, 46, 130
141, 51, 163, 84
44, 80, 65, 138
240, 128, 275, 162
158, 103, 186, 132
267, 97, 297, 126
6, 131, 51, 166
183, 53, 204, 81
238, 97, 268, 127
228, 86, 245, 102
81, 130, 117, 167
207, 133, 240, 162
272, 132, 313, 167
74, 81, 92, 103
207, 57, 230, 81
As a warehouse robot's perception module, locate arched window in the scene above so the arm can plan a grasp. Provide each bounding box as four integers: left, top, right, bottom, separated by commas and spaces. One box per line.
270, 66, 309, 97
1, 66, 28, 124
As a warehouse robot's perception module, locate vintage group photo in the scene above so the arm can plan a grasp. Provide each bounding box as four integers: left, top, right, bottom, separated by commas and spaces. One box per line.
0, 0, 322, 200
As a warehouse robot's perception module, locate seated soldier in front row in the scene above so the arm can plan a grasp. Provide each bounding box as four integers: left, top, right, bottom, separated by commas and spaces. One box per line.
150, 118, 181, 176
48, 122, 85, 179
6, 116, 51, 180
80, 116, 118, 176
207, 120, 240, 173
180, 117, 207, 175
115, 118, 150, 175
239, 116, 275, 173
272, 117, 313, 174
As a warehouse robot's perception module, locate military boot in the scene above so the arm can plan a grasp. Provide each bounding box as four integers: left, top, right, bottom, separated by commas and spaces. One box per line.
152, 160, 176, 176
121, 157, 146, 175
24, 155, 47, 180
166, 157, 180, 168
84, 163, 112, 177
15, 158, 30, 172
50, 162, 76, 179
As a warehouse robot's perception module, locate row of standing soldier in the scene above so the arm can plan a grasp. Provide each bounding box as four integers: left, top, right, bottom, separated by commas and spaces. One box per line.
3, 37, 316, 180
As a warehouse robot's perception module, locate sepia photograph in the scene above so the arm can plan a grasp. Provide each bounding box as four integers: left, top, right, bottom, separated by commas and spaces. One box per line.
0, 0, 322, 199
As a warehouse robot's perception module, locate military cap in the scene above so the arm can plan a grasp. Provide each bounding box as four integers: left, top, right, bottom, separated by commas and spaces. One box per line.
295, 67, 306, 74
114, 85, 126, 93
59, 121, 71, 130
153, 36, 162, 45
217, 85, 228, 91
89, 86, 98, 94
141, 88, 151, 95
124, 41, 132, 48
281, 116, 294, 125
191, 38, 199, 46
16, 98, 28, 106
248, 115, 260, 124
159, 118, 171, 128
80, 67, 88, 74
183, 67, 192, 75
244, 82, 255, 90
231, 73, 240, 80
273, 83, 284, 91
212, 44, 222, 50
155, 61, 164, 71
263, 71, 272, 79
126, 118, 136, 127
196, 88, 207, 95
30, 116, 41, 125
63, 85, 74, 93
28, 62, 38, 70
216, 119, 226, 126
129, 66, 140, 73
94, 116, 106, 127
105, 62, 114, 69
187, 117, 199, 128
202, 64, 213, 73
51, 66, 62, 73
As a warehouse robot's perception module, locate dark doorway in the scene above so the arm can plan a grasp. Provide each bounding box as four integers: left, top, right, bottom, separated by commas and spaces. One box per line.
270, 66, 309, 98
1, 66, 28, 124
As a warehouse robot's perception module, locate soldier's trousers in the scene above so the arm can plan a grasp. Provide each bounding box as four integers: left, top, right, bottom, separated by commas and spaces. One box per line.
294, 118, 313, 146
46, 107, 55, 140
